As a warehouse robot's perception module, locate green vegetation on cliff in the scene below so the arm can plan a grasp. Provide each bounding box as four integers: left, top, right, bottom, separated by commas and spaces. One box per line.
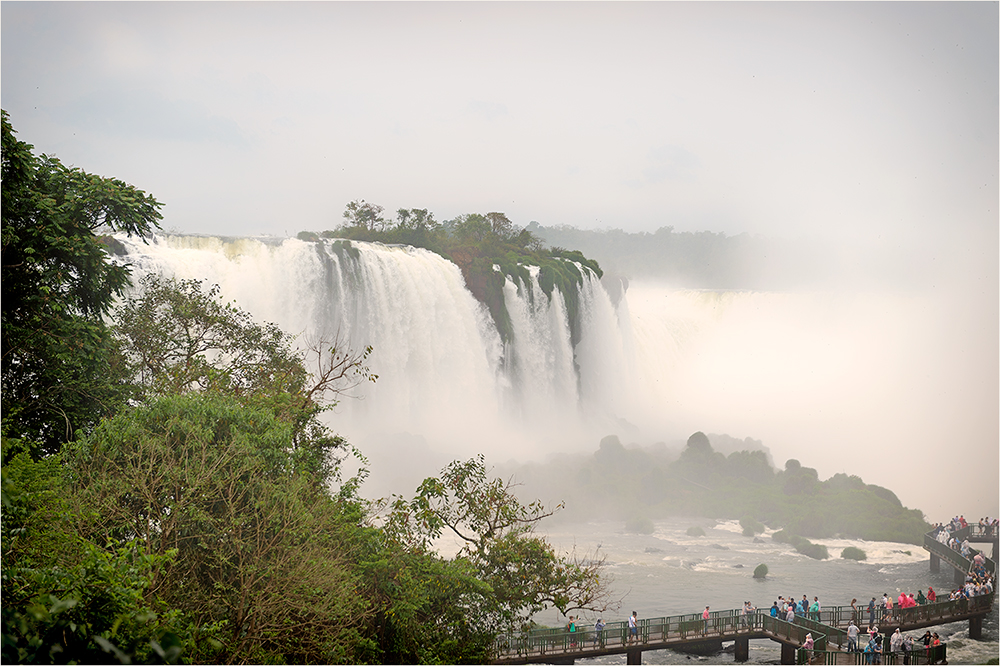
502, 433, 930, 545
298, 201, 603, 345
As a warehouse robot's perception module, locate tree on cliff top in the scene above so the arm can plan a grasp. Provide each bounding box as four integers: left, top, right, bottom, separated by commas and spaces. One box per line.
1, 110, 163, 455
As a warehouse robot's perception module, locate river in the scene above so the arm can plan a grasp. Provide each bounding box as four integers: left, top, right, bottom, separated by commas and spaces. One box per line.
526, 518, 998, 664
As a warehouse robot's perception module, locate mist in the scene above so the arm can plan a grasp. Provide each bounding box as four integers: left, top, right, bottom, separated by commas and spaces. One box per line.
3, 1, 996, 521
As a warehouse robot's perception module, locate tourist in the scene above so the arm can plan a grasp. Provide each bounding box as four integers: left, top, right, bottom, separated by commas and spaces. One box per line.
868, 597, 877, 625
785, 603, 795, 623
803, 632, 814, 655
702, 606, 710, 635
851, 598, 858, 623
916, 589, 927, 605
810, 596, 820, 621
927, 586, 936, 602
847, 620, 859, 652
890, 628, 903, 654
864, 635, 876, 664
594, 618, 605, 647
628, 610, 638, 643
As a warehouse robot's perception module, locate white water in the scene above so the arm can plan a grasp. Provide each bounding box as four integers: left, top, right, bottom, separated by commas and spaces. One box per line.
536, 519, 999, 664
116, 235, 640, 487
115, 234, 997, 520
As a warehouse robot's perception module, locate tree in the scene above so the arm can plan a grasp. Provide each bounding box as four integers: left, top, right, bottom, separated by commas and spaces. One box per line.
342, 199, 386, 232
1, 110, 163, 455
113, 274, 376, 478
65, 392, 372, 664
1, 438, 183, 664
387, 455, 616, 633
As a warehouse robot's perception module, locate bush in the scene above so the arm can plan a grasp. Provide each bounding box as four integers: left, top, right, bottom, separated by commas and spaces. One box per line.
740, 517, 765, 537
841, 546, 867, 561
625, 517, 655, 534
771, 531, 828, 560
686, 526, 706, 537
753, 563, 768, 579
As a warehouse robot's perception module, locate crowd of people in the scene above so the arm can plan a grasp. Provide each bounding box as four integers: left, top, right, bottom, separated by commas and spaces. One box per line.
837, 623, 943, 665
769, 595, 822, 622
556, 528, 994, 660
931, 515, 999, 543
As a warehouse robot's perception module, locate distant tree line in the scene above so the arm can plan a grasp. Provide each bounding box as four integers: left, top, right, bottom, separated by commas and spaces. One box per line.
527, 222, 835, 290
502, 432, 931, 547
1, 111, 615, 664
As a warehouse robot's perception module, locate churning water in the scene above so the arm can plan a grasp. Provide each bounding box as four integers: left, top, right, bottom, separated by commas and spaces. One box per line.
532, 519, 999, 664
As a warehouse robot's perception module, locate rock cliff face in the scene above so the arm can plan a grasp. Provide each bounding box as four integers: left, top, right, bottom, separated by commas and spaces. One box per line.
450, 248, 513, 344
449, 247, 604, 349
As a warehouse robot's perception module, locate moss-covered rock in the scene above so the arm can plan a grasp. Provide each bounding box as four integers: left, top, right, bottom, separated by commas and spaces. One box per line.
625, 516, 655, 534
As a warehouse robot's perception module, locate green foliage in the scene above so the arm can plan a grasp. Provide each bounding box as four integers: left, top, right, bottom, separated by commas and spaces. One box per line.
64, 392, 371, 664
625, 517, 655, 534
1, 438, 183, 664
354, 544, 495, 664
113, 274, 376, 482
387, 455, 615, 633
1, 110, 162, 455
2, 539, 183, 665
740, 516, 765, 537
502, 432, 930, 545
116, 275, 308, 400
753, 563, 768, 579
686, 526, 706, 537
841, 546, 867, 561
772, 531, 829, 560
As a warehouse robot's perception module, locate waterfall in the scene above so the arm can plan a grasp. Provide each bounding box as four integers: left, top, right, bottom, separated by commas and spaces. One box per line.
111, 233, 990, 518
114, 235, 636, 485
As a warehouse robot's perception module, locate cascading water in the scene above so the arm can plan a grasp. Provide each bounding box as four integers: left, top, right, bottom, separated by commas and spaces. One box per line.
114, 234, 638, 492
112, 233, 979, 519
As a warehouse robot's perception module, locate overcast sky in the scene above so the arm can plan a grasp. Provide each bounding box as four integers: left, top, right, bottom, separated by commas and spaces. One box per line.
2, 2, 997, 247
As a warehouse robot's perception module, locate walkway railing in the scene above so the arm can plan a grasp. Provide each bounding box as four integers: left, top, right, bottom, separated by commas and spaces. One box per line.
822, 592, 994, 630
795, 644, 947, 665
924, 527, 997, 576
490, 591, 994, 662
